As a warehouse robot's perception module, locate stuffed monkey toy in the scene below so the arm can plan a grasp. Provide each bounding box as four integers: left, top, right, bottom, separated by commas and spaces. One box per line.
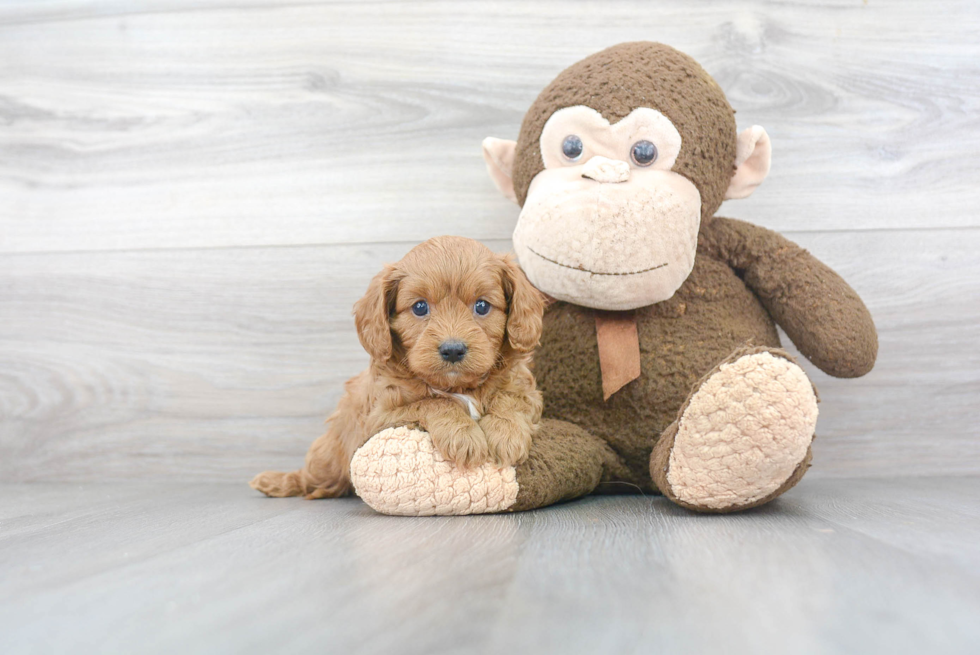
349, 42, 877, 515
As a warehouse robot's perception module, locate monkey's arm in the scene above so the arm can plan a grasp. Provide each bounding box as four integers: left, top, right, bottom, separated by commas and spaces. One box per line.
701, 217, 878, 378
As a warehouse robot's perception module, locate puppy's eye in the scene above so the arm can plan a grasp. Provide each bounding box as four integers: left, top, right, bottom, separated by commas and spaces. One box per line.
562, 135, 583, 161
473, 300, 491, 316
411, 300, 429, 317
630, 140, 658, 166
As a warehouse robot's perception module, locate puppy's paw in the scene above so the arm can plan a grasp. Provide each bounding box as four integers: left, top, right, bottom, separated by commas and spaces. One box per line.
480, 417, 533, 468
430, 421, 490, 469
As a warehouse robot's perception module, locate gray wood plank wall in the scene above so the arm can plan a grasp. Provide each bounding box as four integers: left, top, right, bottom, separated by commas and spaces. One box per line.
2, 0, 978, 482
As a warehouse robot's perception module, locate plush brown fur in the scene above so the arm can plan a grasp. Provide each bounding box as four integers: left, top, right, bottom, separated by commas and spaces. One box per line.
512, 41, 737, 220
501, 43, 878, 510
251, 236, 545, 499
528, 217, 878, 491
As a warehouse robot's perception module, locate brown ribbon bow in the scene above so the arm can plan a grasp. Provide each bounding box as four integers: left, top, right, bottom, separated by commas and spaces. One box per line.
594, 311, 641, 400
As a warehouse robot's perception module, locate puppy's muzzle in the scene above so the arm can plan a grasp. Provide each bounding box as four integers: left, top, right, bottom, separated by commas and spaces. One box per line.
439, 340, 468, 364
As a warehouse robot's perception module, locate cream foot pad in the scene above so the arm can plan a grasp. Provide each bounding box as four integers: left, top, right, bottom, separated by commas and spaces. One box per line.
667, 351, 818, 510
350, 426, 519, 516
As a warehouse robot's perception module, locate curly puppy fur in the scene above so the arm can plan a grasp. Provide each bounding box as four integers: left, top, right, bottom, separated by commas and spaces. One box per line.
251, 236, 545, 499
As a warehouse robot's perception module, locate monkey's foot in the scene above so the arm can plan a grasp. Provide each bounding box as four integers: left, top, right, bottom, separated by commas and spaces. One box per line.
651, 349, 818, 513
349, 426, 519, 516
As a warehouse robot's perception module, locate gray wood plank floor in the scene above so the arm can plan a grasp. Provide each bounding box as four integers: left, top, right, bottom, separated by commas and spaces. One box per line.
1, 477, 978, 655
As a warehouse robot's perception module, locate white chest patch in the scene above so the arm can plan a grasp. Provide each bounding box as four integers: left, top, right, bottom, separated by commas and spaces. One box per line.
429, 387, 482, 421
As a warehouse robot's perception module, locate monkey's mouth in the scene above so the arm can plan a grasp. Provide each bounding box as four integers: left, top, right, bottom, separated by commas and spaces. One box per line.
526, 246, 668, 277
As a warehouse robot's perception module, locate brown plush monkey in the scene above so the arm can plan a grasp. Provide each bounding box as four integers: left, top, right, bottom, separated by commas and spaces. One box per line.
348, 42, 877, 515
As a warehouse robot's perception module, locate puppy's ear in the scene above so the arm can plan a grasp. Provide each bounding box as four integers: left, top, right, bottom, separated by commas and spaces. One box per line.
499, 254, 545, 353
353, 264, 401, 362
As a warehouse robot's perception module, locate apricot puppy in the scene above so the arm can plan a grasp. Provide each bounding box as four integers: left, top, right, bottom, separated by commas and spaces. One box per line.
251, 236, 545, 499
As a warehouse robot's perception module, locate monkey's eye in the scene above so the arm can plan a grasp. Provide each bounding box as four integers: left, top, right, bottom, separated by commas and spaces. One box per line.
562, 135, 584, 161
411, 300, 429, 317
631, 140, 658, 166
473, 299, 491, 316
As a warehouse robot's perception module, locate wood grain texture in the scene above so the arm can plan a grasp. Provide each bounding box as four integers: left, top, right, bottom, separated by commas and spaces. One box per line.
1, 1, 978, 483
1, 477, 979, 654
1, 1, 979, 254
1, 230, 978, 482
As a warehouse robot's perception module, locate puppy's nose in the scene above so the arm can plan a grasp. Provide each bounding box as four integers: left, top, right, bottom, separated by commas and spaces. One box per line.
439, 340, 468, 363
581, 156, 630, 183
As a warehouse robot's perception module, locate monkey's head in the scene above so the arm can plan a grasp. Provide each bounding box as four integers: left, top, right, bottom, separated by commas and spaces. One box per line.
483, 42, 772, 311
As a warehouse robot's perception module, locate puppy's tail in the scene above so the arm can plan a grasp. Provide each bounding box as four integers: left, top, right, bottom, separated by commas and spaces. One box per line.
249, 469, 306, 498
250, 467, 352, 499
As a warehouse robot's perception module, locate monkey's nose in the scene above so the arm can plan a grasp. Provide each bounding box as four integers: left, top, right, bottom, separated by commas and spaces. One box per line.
581, 156, 631, 184
439, 340, 468, 363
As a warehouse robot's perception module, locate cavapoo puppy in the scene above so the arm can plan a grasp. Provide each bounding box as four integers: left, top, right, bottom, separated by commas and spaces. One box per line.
251, 236, 545, 499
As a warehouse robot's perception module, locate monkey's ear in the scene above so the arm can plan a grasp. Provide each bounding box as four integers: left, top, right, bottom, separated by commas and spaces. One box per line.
482, 137, 519, 204
353, 264, 400, 362
725, 126, 772, 200
499, 254, 544, 353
